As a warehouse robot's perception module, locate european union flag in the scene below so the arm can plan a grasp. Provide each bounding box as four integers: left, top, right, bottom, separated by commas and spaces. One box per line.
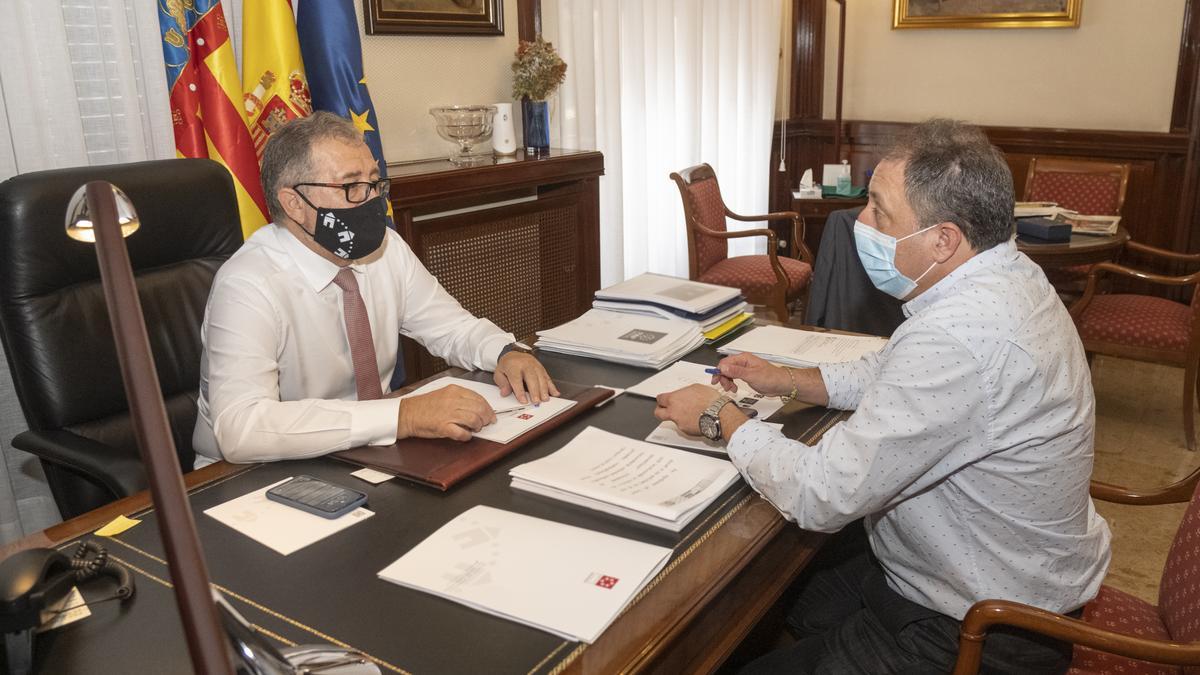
296, 0, 387, 179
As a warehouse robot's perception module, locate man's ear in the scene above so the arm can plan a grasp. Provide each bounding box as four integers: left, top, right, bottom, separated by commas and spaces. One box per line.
934, 222, 965, 262
277, 186, 307, 226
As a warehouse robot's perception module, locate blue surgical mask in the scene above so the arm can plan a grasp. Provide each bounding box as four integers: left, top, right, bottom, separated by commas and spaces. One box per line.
853, 219, 938, 299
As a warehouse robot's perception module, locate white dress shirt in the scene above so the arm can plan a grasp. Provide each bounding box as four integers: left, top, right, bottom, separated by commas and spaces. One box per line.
727, 239, 1111, 619
193, 224, 514, 464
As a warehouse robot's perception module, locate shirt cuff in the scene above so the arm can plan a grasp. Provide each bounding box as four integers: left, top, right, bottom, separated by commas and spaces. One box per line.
482, 333, 517, 371
817, 361, 858, 410
350, 398, 404, 447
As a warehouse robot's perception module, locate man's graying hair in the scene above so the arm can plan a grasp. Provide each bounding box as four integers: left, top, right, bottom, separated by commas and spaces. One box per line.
260, 111, 364, 224
882, 119, 1014, 251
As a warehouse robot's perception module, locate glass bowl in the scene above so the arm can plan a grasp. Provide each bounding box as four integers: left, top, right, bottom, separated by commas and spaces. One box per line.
429, 105, 497, 166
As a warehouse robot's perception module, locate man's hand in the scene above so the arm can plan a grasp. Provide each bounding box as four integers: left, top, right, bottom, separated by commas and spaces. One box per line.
397, 384, 497, 442
495, 352, 559, 404
711, 353, 793, 397
655, 384, 748, 439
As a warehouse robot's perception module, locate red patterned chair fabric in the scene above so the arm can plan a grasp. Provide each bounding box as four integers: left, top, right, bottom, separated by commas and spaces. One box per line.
1158, 479, 1200, 649
687, 177, 730, 275
1075, 294, 1193, 352
1027, 171, 1124, 216
1069, 586, 1178, 674
699, 256, 813, 298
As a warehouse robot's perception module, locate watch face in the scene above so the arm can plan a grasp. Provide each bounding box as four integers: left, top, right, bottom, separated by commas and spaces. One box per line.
698, 414, 720, 441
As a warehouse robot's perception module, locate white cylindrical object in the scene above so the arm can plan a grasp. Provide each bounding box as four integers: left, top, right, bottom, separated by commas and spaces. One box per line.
492, 102, 517, 155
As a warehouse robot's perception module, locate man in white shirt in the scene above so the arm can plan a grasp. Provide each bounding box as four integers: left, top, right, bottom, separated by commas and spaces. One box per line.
194, 112, 557, 465
655, 119, 1110, 673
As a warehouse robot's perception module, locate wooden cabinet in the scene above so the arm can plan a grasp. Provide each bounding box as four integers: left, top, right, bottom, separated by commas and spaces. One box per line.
386, 149, 604, 382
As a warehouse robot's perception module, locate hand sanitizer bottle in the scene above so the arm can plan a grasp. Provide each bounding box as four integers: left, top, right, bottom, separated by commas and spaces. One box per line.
836, 160, 852, 196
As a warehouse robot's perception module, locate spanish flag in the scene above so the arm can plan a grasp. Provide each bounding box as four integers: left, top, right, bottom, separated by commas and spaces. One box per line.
158, 0, 269, 239
241, 0, 311, 160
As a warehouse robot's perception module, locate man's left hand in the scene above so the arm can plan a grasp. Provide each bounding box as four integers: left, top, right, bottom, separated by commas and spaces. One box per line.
655, 384, 724, 436
495, 352, 560, 404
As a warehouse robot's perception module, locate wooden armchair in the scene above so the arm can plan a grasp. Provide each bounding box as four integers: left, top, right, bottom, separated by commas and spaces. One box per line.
669, 164, 815, 322
953, 475, 1200, 674
1068, 242, 1200, 450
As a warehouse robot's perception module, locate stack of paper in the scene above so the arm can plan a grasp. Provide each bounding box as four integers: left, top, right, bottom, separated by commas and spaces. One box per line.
1015, 201, 1122, 236
509, 426, 740, 531
592, 273, 752, 335
400, 377, 576, 443
378, 505, 671, 643
535, 309, 704, 369
718, 325, 887, 368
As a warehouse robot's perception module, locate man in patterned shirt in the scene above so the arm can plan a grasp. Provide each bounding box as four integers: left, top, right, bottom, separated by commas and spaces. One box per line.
655, 119, 1110, 674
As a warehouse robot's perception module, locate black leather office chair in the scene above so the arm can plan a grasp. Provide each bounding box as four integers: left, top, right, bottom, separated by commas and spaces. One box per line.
0, 159, 242, 519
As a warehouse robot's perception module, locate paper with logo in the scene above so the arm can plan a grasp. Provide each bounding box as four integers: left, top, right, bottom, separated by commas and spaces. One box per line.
508, 427, 740, 531
400, 377, 576, 444
377, 505, 671, 643
626, 360, 785, 419
646, 420, 784, 454
535, 309, 704, 369
204, 478, 374, 555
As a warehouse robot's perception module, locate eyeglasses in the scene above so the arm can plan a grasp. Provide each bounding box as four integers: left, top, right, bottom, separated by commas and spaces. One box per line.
292, 178, 391, 204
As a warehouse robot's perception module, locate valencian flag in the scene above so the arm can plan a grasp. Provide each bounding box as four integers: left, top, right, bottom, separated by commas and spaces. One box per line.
242, 0, 311, 160
159, 0, 269, 238
296, 0, 388, 183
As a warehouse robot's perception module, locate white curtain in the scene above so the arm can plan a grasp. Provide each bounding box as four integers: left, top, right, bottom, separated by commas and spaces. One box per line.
0, 0, 174, 542
548, 0, 783, 286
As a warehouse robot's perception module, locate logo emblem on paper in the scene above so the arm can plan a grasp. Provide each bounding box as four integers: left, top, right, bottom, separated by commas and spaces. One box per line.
618, 329, 667, 345
517, 413, 534, 421
595, 575, 619, 589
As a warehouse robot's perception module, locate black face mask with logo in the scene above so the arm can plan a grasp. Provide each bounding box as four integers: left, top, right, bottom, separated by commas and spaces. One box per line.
293, 193, 387, 260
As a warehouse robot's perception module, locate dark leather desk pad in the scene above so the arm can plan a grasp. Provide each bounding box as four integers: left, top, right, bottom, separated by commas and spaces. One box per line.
33, 347, 847, 674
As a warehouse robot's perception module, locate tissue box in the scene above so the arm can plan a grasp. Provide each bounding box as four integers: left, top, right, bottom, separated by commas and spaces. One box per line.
793, 187, 822, 199
1016, 217, 1071, 242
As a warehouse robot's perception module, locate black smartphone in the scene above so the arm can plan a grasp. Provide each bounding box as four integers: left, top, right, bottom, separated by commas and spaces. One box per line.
265, 475, 367, 519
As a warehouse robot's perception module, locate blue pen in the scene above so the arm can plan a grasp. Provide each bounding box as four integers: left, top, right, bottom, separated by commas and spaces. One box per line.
705, 367, 721, 375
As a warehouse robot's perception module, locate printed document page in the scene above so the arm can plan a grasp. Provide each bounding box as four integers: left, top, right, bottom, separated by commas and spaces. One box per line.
594, 272, 741, 315
719, 325, 887, 367
508, 427, 738, 523
401, 377, 576, 444
204, 478, 374, 555
537, 309, 698, 357
377, 505, 671, 643
646, 420, 784, 455
626, 361, 785, 418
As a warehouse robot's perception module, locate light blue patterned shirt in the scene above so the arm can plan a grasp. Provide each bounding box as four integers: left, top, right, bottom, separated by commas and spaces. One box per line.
727, 239, 1111, 619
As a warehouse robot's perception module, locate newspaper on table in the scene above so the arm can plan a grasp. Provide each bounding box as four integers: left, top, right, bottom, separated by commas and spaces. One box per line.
1014, 201, 1121, 236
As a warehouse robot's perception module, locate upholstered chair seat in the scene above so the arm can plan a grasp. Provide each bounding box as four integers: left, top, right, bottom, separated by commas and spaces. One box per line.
700, 256, 813, 299
1076, 295, 1192, 352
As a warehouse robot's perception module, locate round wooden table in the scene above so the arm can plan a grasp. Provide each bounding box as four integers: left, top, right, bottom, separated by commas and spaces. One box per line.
1016, 227, 1130, 267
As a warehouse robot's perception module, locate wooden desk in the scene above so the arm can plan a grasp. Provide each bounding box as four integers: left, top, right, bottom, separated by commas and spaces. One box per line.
1016, 227, 1130, 268
8, 346, 846, 674
790, 195, 867, 258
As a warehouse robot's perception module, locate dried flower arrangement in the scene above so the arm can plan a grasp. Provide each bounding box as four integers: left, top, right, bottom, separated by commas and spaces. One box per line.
511, 37, 567, 101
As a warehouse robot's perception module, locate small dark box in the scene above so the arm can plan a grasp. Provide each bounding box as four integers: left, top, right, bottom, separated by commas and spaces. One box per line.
1016, 217, 1071, 243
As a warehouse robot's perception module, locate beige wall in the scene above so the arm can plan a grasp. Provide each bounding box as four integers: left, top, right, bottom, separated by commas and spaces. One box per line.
800, 0, 1186, 132
356, 1, 520, 162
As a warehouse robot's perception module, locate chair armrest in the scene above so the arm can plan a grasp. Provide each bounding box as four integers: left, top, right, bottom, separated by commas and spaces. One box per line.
12, 429, 147, 499
1069, 262, 1200, 320
1126, 240, 1200, 264
693, 223, 778, 244
1091, 468, 1200, 505
954, 599, 1200, 675
725, 209, 800, 224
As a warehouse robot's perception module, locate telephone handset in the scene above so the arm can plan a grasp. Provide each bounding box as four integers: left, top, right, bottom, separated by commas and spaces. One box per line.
0, 540, 135, 675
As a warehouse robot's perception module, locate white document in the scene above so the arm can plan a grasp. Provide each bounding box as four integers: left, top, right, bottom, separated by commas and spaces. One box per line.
204, 478, 374, 555
718, 325, 887, 368
592, 298, 748, 332
535, 309, 704, 369
646, 421, 784, 455
378, 505, 671, 643
594, 273, 741, 315
401, 377, 576, 444
625, 361, 785, 418
509, 427, 739, 530
37, 586, 90, 633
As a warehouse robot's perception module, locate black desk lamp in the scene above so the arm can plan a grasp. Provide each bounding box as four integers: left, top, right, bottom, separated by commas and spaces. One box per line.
66, 181, 235, 674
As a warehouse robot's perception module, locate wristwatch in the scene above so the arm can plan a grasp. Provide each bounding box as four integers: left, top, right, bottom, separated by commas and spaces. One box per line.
698, 395, 734, 441
498, 341, 534, 359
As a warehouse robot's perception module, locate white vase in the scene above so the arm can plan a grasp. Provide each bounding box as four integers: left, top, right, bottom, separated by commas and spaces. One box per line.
492, 102, 517, 155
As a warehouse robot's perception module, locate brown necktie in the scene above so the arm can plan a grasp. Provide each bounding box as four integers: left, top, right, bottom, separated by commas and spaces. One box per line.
332, 268, 383, 401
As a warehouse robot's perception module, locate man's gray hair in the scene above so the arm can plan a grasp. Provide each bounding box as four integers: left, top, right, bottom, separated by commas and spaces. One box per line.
883, 118, 1014, 251
260, 111, 364, 224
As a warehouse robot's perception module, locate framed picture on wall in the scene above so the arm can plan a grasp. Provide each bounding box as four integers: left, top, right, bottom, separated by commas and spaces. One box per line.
893, 0, 1082, 29
363, 0, 504, 36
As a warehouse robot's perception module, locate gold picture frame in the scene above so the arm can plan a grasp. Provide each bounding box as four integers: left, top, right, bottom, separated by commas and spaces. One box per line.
363, 0, 504, 36
893, 0, 1082, 30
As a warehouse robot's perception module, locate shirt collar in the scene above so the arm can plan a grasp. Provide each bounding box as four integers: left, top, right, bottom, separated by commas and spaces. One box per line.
903, 237, 1017, 317
274, 223, 353, 292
